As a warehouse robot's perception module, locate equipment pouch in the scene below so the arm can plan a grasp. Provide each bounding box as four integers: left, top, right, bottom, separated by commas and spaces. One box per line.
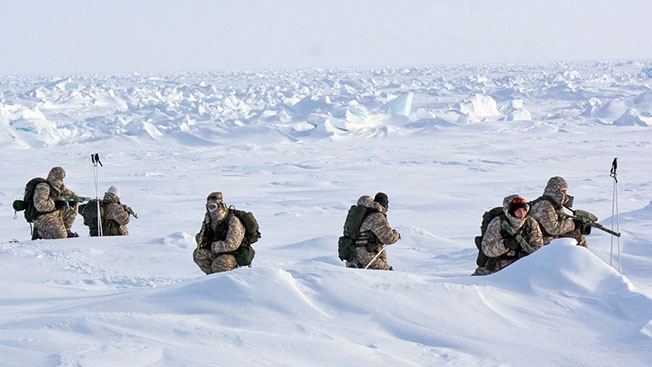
475, 236, 490, 266
232, 244, 255, 267
338, 236, 355, 261
13, 200, 26, 211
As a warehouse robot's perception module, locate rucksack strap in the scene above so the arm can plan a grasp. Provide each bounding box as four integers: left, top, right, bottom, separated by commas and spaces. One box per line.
530, 195, 561, 210
202, 210, 234, 244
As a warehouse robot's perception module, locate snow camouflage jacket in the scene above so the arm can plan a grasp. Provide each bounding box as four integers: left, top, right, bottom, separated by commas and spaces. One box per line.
195, 210, 246, 254
101, 192, 130, 236
529, 177, 576, 244
32, 168, 79, 239
33, 182, 75, 216
355, 195, 400, 248
481, 195, 543, 272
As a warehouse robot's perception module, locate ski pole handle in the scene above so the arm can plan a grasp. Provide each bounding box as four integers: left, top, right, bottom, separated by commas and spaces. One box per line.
91, 153, 103, 167
610, 157, 617, 183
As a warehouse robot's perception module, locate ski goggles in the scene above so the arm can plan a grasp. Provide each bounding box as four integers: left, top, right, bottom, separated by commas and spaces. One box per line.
511, 197, 527, 204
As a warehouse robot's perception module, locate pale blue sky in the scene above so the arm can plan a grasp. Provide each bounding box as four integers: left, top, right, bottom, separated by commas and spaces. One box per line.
2, 0, 651, 75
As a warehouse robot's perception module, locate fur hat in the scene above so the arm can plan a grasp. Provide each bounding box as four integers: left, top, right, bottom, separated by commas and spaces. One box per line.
545, 176, 568, 193
47, 167, 66, 191
47, 167, 66, 181
206, 192, 223, 203
374, 192, 389, 209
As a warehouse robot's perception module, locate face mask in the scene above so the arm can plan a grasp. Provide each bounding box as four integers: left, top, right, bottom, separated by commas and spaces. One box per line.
564, 194, 574, 208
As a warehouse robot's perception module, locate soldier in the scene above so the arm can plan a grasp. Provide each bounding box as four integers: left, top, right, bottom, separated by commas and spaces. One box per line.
100, 186, 132, 236
32, 167, 79, 239
530, 176, 588, 247
473, 195, 544, 276
347, 192, 401, 270
78, 186, 136, 236
193, 192, 246, 274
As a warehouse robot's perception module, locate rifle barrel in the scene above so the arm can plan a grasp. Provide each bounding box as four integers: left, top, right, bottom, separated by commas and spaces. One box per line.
591, 222, 621, 237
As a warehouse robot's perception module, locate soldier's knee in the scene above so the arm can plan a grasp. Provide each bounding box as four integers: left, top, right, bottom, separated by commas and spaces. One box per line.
41, 227, 67, 239
211, 254, 238, 273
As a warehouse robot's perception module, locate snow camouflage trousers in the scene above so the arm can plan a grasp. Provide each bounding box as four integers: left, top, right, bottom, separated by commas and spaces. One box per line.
472, 258, 515, 276
193, 247, 239, 274
33, 205, 78, 239
348, 246, 392, 270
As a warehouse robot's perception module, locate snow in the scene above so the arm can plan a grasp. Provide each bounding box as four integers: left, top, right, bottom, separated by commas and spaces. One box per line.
1, 60, 651, 366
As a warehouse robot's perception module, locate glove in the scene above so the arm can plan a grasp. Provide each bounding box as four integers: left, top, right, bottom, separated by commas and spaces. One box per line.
574, 219, 592, 235
54, 200, 66, 209
504, 237, 520, 250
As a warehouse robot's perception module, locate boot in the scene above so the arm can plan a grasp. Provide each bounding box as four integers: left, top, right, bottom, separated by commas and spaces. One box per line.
31, 228, 42, 240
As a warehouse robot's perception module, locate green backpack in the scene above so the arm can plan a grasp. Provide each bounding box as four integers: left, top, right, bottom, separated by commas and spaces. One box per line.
229, 207, 261, 267
78, 200, 106, 235
474, 206, 505, 267
338, 205, 375, 261
13, 178, 53, 223
230, 207, 261, 246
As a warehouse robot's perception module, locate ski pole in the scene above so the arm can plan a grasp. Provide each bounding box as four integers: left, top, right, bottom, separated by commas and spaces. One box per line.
364, 245, 387, 269
609, 158, 621, 273
91, 153, 103, 236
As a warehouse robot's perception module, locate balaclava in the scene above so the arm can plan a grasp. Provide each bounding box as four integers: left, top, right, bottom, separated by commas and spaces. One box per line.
206, 192, 228, 222
543, 176, 569, 207
47, 167, 66, 193
503, 194, 529, 228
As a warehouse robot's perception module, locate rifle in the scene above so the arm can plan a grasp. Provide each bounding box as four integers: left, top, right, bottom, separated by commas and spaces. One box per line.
55, 195, 92, 209
123, 204, 139, 219
55, 195, 92, 202
500, 221, 535, 254
565, 207, 621, 237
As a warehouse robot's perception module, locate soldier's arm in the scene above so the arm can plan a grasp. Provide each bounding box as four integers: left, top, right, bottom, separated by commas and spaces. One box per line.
211, 216, 246, 253
33, 183, 56, 212
59, 185, 76, 197
526, 217, 544, 250
104, 203, 130, 225
481, 218, 509, 257
195, 215, 210, 247
367, 213, 400, 245
535, 202, 575, 236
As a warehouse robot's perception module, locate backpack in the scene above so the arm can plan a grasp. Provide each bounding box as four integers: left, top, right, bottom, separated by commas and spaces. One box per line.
474, 206, 505, 267
338, 205, 375, 261
78, 199, 120, 237
230, 207, 261, 245
79, 200, 104, 227
12, 178, 53, 223
229, 207, 261, 267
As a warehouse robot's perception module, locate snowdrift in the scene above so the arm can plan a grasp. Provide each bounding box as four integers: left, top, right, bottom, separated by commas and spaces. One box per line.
1, 61, 651, 366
